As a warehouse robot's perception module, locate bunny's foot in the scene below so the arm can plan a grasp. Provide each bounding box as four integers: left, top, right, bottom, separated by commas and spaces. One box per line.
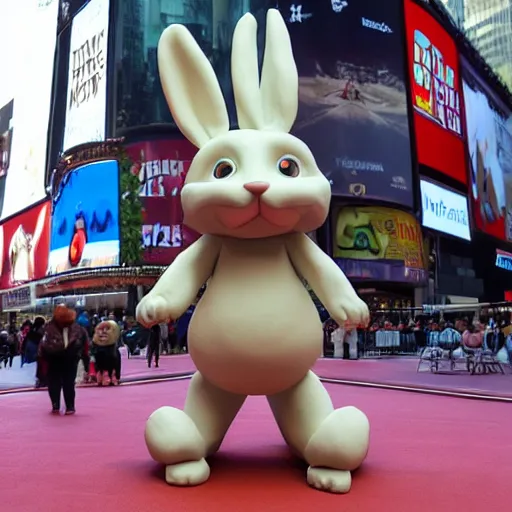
267, 371, 370, 494
307, 467, 351, 494
165, 458, 210, 486
145, 372, 246, 487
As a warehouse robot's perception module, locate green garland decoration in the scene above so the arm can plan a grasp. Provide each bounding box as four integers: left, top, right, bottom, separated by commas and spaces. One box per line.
118, 148, 143, 265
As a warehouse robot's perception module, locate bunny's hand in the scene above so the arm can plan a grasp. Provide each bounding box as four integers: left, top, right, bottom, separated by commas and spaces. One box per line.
137, 294, 174, 327
136, 235, 221, 328
285, 233, 369, 328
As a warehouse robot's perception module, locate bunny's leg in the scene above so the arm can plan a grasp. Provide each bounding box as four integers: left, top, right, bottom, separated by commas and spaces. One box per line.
267, 371, 369, 494
145, 371, 246, 486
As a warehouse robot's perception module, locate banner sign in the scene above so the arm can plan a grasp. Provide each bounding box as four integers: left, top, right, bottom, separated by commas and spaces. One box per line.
48, 160, 120, 275
333, 206, 427, 283
280, 0, 413, 206
125, 139, 200, 265
62, 0, 110, 151
404, 0, 466, 183
2, 284, 36, 311
0, 201, 51, 290
0, 0, 58, 219
462, 56, 512, 242
496, 249, 512, 272
420, 179, 471, 240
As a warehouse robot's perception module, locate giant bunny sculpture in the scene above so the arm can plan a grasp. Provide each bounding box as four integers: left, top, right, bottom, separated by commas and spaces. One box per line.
136, 9, 370, 494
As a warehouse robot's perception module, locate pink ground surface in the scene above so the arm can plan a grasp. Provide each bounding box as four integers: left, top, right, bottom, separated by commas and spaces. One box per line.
2, 354, 511, 398
0, 379, 509, 512
313, 357, 512, 398
125, 355, 512, 398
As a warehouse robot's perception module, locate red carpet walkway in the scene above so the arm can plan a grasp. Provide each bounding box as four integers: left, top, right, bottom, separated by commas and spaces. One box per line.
0, 380, 509, 512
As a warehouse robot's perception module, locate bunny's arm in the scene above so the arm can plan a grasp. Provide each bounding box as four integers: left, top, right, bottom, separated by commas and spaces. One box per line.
285, 233, 369, 327
145, 234, 221, 320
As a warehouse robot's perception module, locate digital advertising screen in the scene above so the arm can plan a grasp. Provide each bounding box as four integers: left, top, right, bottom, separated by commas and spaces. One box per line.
420, 179, 471, 241
462, 57, 512, 242
0, 200, 51, 290
404, 0, 466, 183
48, 160, 120, 275
126, 139, 201, 265
62, 0, 110, 151
0, 0, 58, 219
278, 0, 413, 206
496, 249, 512, 272
332, 205, 427, 283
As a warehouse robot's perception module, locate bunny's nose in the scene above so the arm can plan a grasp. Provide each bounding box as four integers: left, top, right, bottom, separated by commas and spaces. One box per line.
244, 181, 270, 196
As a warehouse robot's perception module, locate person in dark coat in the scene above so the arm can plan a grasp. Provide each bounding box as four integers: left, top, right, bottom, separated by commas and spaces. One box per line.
39, 305, 84, 415
176, 307, 194, 353
147, 324, 161, 368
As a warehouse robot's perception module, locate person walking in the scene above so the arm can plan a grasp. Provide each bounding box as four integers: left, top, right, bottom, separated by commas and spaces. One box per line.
39, 305, 84, 415
147, 324, 161, 368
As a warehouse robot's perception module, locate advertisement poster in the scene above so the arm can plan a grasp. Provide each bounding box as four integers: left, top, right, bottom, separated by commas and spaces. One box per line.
0, 201, 51, 290
278, 0, 413, 206
462, 57, 512, 242
48, 160, 120, 274
0, 0, 58, 219
496, 249, 512, 272
420, 179, 471, 241
404, 0, 466, 183
62, 0, 110, 151
333, 206, 427, 283
125, 139, 200, 265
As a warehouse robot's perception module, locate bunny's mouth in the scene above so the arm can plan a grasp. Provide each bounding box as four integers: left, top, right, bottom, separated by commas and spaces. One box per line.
217, 199, 300, 230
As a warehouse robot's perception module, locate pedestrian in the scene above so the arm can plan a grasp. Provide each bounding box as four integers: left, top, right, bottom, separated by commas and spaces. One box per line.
0, 330, 9, 368
39, 305, 84, 415
19, 320, 32, 367
160, 322, 169, 354
147, 324, 161, 368
176, 307, 194, 353
25, 318, 45, 366
92, 320, 121, 386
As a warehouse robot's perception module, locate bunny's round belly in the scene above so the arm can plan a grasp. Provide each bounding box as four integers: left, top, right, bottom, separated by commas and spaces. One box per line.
188, 288, 322, 396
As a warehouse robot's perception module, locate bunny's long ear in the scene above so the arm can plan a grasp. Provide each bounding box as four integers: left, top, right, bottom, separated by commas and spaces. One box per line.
260, 9, 298, 133
158, 25, 229, 148
231, 13, 264, 130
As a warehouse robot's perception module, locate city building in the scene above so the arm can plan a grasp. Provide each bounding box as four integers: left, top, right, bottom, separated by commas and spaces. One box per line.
440, 0, 512, 91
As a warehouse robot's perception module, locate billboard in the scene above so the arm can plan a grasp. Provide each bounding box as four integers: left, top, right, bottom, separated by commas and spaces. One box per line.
0, 201, 51, 290
333, 205, 427, 283
462, 57, 512, 242
404, 0, 466, 183
496, 249, 512, 272
126, 139, 201, 265
279, 0, 413, 206
420, 179, 471, 241
48, 160, 120, 274
0, 0, 58, 219
62, 0, 110, 151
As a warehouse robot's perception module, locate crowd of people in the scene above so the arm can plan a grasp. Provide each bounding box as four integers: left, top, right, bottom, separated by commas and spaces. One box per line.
0, 304, 196, 414
323, 314, 512, 364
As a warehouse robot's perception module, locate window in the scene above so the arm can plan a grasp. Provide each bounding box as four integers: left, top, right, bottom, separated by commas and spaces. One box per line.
115, 0, 277, 132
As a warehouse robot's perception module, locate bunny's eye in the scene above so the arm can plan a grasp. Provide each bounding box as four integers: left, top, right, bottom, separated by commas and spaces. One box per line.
277, 156, 300, 178
213, 159, 236, 179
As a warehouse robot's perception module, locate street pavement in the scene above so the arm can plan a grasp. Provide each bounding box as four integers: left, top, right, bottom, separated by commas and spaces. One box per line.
1, 354, 510, 397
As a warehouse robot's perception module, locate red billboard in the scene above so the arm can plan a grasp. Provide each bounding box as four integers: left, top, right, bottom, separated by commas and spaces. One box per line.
405, 0, 466, 183
125, 139, 200, 265
0, 200, 51, 290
